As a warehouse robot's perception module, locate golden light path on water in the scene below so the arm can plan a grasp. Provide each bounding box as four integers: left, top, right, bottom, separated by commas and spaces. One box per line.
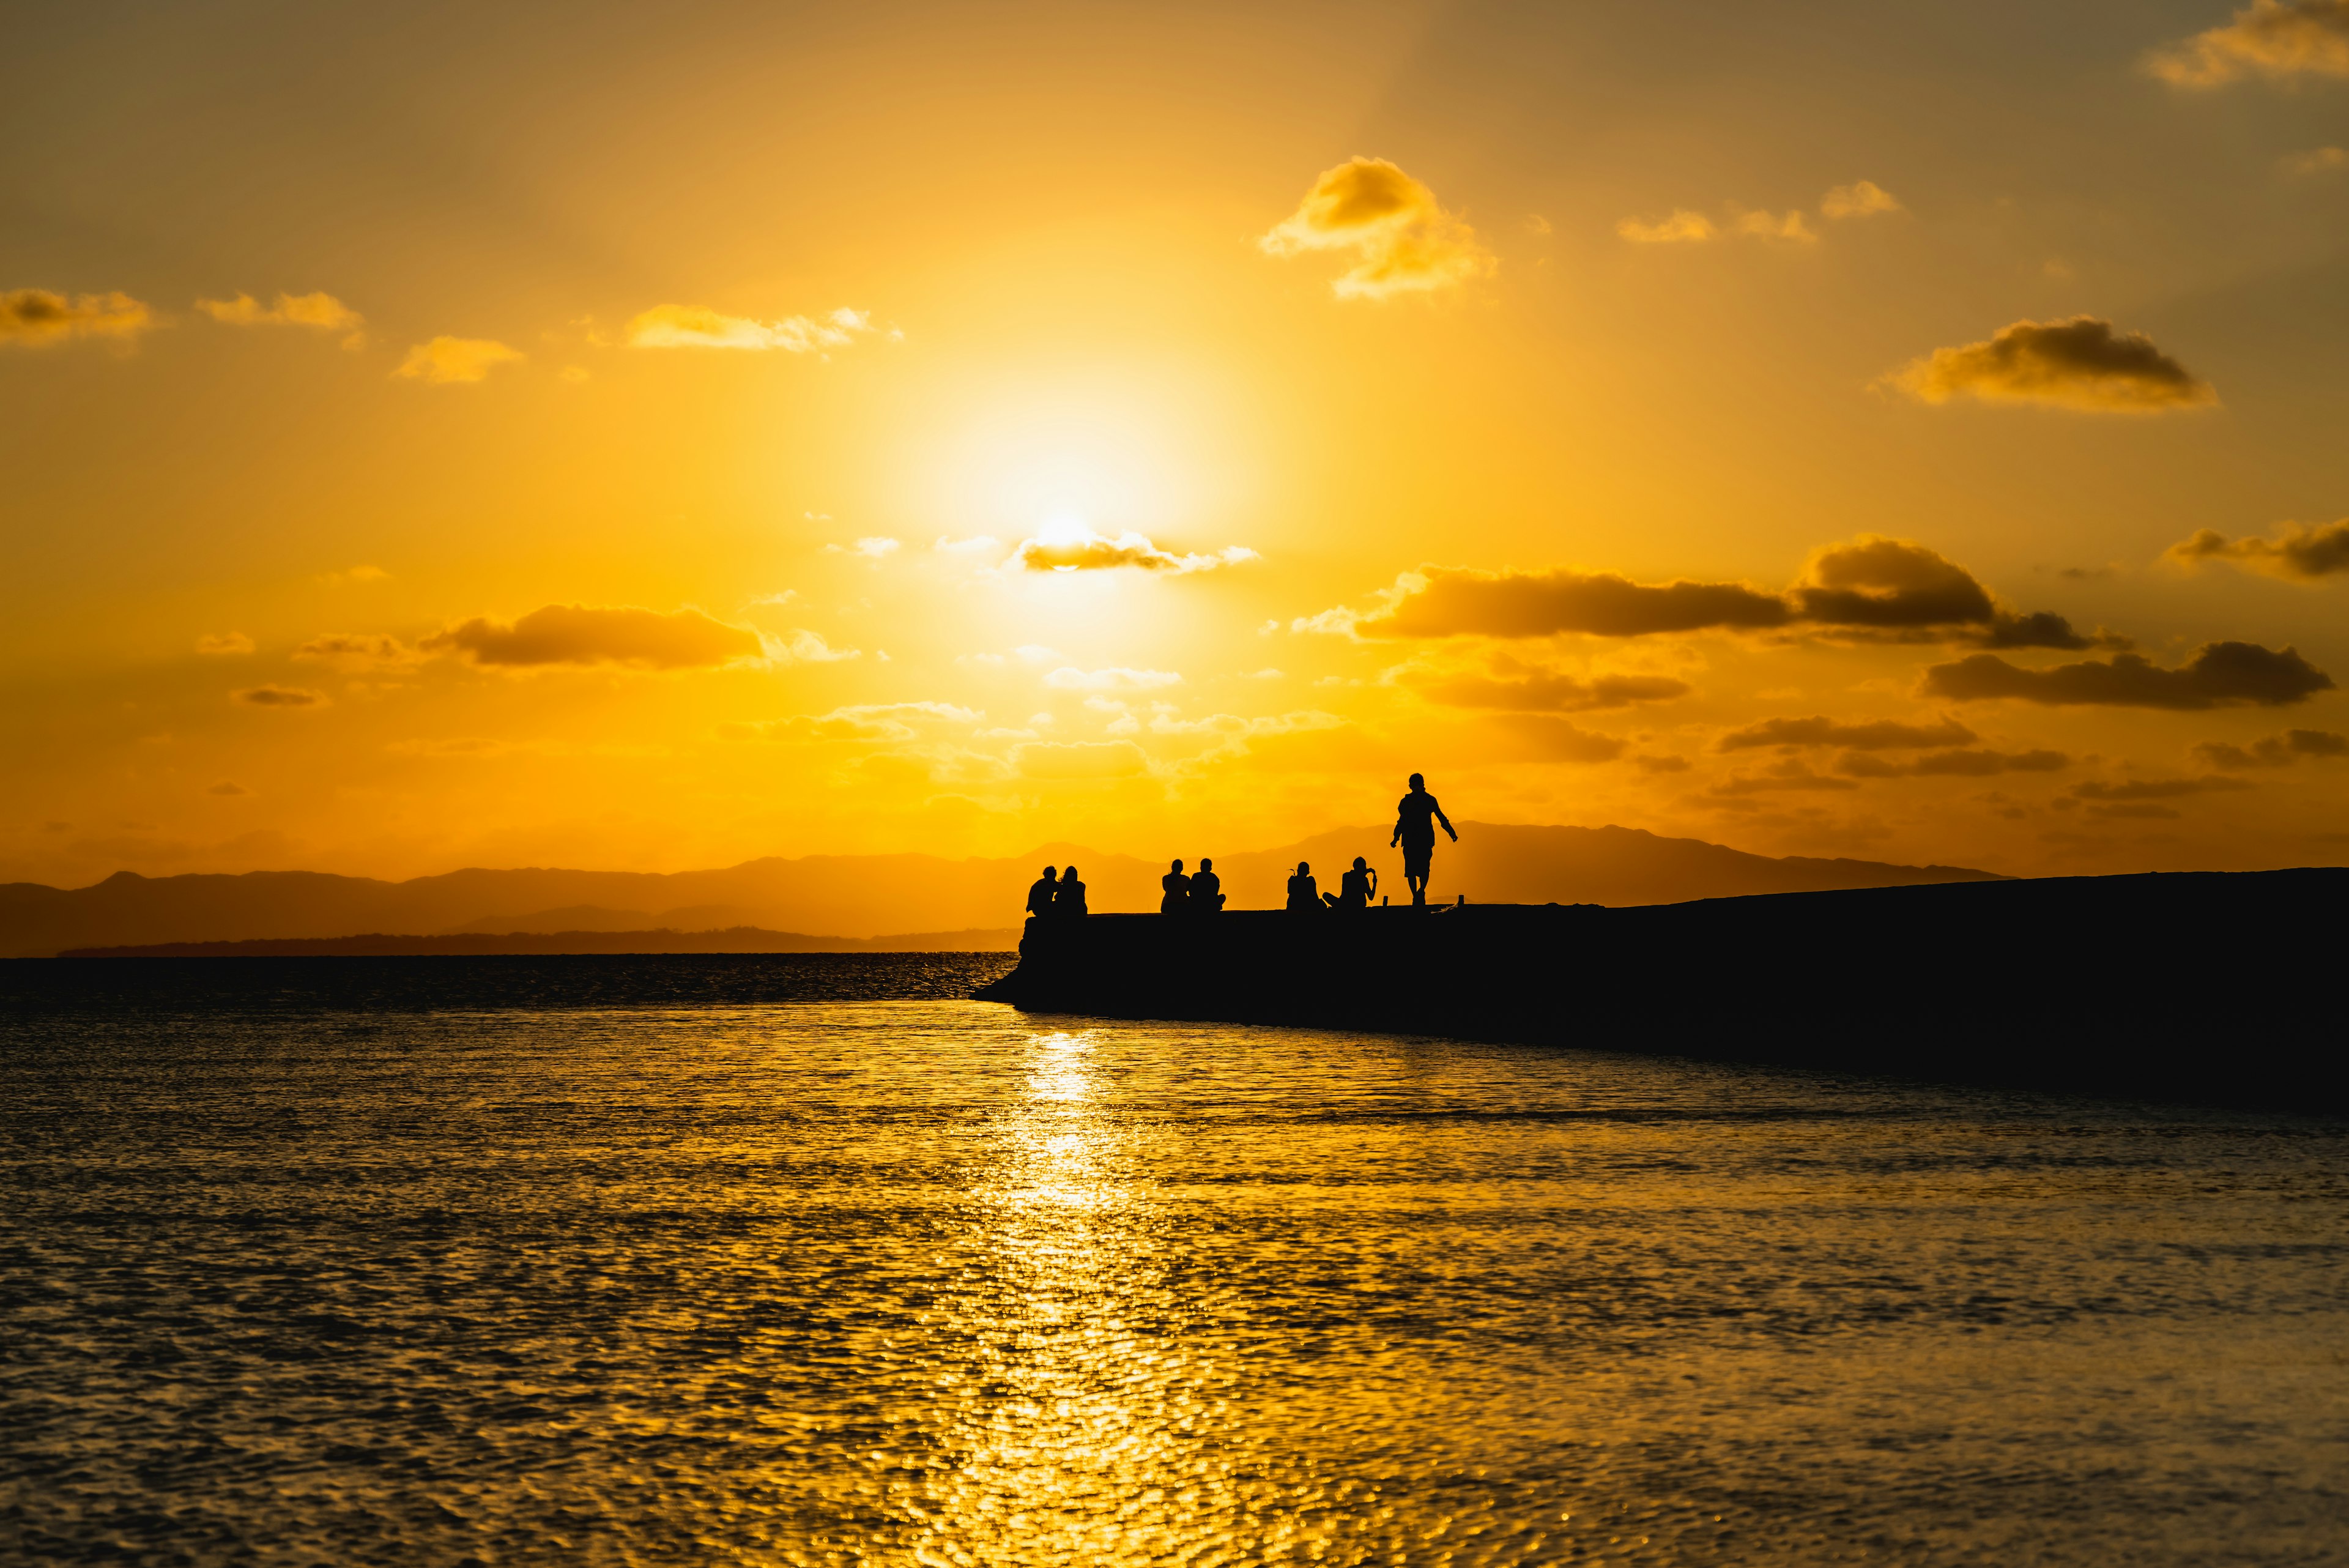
6, 981, 2349, 1567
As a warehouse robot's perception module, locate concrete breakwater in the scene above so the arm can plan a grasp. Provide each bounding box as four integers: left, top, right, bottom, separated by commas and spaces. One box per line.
974, 868, 2348, 1109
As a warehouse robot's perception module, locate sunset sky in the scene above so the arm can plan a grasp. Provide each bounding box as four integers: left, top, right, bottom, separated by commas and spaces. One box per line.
6, 0, 2348, 886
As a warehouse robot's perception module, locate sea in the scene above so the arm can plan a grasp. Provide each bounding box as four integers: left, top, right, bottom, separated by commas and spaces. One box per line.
4, 954, 2345, 1567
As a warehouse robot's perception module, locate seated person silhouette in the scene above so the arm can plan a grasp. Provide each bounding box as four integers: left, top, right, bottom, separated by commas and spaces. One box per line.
1285, 861, 1322, 913
1160, 858, 1192, 914
1323, 855, 1377, 911
1191, 857, 1225, 912
1391, 771, 1458, 909
1053, 866, 1087, 917
1024, 865, 1059, 920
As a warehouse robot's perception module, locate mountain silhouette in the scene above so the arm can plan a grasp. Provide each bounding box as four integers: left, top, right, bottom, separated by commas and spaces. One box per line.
1, 823, 2002, 957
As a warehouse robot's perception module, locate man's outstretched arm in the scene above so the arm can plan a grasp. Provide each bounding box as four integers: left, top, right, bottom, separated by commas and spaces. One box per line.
1436, 800, 1457, 840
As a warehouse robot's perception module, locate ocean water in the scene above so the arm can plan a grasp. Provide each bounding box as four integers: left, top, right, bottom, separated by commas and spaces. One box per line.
4, 956, 2346, 1567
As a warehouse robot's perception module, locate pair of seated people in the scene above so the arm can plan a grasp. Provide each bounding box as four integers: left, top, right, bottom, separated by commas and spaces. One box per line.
1160, 858, 1226, 913
1286, 856, 1378, 912
1023, 865, 1088, 919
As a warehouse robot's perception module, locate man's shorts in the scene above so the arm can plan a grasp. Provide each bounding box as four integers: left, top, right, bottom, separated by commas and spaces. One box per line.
1400, 841, 1433, 878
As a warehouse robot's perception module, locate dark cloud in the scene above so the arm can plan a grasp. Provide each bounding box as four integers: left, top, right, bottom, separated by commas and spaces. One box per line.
1717, 715, 1978, 751
1839, 748, 2070, 778
1886, 317, 2216, 412
1337, 537, 2095, 648
1488, 715, 1628, 763
233, 685, 327, 707
1, 288, 153, 347
1633, 754, 1692, 773
1710, 760, 1860, 795
2074, 776, 2254, 801
2193, 728, 2349, 769
297, 633, 415, 667
2165, 519, 2349, 580
206, 781, 251, 795
421, 605, 764, 669
1920, 642, 2333, 709
1412, 661, 1691, 712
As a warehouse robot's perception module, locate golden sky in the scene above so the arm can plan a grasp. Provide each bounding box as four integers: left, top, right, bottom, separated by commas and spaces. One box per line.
6, 0, 2348, 885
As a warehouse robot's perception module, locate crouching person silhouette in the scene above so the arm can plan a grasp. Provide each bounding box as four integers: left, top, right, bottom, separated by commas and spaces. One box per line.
1323, 855, 1377, 911
1053, 866, 1088, 918
1285, 861, 1322, 913
1160, 858, 1192, 914
1025, 865, 1059, 922
1192, 858, 1226, 912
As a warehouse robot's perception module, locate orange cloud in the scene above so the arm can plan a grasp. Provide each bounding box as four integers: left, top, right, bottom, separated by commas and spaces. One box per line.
1012, 529, 1257, 573
1820, 180, 1903, 218
195, 632, 254, 656
1616, 210, 1716, 244
1717, 716, 1978, 751
0, 288, 152, 347
1887, 317, 2216, 412
421, 605, 765, 669
1260, 157, 1491, 300
395, 336, 524, 384
626, 303, 889, 353
2192, 728, 2349, 768
2150, 0, 2349, 85
197, 291, 365, 347
234, 685, 327, 707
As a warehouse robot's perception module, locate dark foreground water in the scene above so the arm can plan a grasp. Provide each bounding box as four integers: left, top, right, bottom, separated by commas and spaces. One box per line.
4, 957, 2347, 1567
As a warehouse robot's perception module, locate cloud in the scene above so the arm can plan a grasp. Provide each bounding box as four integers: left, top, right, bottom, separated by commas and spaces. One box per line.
1617, 210, 1718, 244
1634, 754, 1692, 773
295, 633, 416, 668
1042, 666, 1183, 691
2165, 518, 2349, 579
827, 536, 901, 558
934, 535, 1002, 555
1731, 209, 1816, 242
1329, 536, 2096, 647
234, 685, 327, 707
1011, 740, 1152, 779
1409, 660, 1691, 712
2192, 728, 2349, 768
207, 781, 251, 795
421, 605, 766, 669
625, 303, 889, 353
395, 336, 524, 384
722, 701, 981, 743
1920, 642, 2334, 708
196, 291, 364, 347
1821, 180, 1902, 218
1488, 715, 1630, 763
2285, 145, 2349, 174
1711, 759, 1860, 795
195, 632, 254, 656
2073, 776, 2254, 801
319, 565, 390, 586
1885, 317, 2216, 412
1012, 528, 1258, 573
1838, 748, 2070, 777
1717, 715, 1978, 751
0, 288, 153, 347
2150, 0, 2349, 85
1259, 157, 1492, 300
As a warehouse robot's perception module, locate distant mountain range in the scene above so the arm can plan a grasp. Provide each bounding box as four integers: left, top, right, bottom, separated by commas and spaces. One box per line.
2, 823, 2004, 958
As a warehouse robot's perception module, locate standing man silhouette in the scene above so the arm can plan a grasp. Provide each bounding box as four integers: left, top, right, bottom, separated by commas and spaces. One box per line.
1391, 773, 1457, 909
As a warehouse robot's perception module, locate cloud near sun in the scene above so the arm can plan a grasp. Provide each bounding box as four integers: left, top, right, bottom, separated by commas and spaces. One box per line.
1305, 537, 2110, 650
0, 288, 153, 347
1011, 528, 1257, 573
2150, 0, 2349, 86
396, 336, 525, 385
1886, 317, 2216, 411
1259, 158, 1491, 300
197, 291, 365, 347
625, 304, 891, 353
420, 605, 767, 669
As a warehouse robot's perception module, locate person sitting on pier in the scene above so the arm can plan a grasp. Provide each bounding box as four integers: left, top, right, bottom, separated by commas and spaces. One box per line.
1323, 855, 1377, 911
1192, 858, 1225, 912
1024, 864, 1059, 921
1160, 858, 1192, 914
1391, 772, 1457, 910
1053, 866, 1087, 917
1285, 860, 1321, 912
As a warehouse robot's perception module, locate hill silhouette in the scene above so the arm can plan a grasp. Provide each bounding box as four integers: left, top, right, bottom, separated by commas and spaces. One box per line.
0, 823, 2002, 957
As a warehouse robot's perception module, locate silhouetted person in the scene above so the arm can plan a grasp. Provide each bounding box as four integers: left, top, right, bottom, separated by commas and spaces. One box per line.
1286, 860, 1322, 913
1025, 865, 1059, 920
1192, 858, 1225, 912
1053, 866, 1088, 917
1392, 772, 1457, 909
1324, 855, 1377, 911
1160, 858, 1192, 914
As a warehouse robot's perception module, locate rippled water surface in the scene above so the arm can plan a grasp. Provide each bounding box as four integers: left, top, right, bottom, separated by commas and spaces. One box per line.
5, 957, 2347, 1566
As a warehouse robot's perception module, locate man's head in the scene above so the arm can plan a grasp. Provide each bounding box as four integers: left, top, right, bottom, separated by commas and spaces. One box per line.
1408, 772, 1425, 790
1063, 866, 1078, 880
1170, 858, 1183, 872
1296, 861, 1310, 875
1353, 856, 1367, 870
1040, 866, 1056, 879
1200, 858, 1214, 872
